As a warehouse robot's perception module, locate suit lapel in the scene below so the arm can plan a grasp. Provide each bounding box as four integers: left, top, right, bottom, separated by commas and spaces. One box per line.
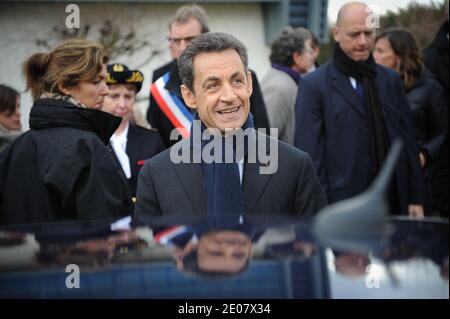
126, 124, 141, 176
107, 143, 121, 169
375, 70, 389, 111
165, 63, 183, 97
169, 132, 275, 215
331, 63, 366, 118
243, 132, 273, 213
171, 141, 207, 214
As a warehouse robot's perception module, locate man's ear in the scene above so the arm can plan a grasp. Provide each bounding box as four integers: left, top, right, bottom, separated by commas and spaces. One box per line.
332, 26, 340, 42
180, 84, 197, 109
246, 71, 253, 96
292, 52, 302, 68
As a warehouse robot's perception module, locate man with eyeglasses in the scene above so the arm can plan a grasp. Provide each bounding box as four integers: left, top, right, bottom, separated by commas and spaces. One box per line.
147, 4, 269, 147
151, 5, 208, 85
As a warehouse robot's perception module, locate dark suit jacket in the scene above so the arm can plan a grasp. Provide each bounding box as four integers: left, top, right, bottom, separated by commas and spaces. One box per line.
147, 62, 270, 147
423, 21, 449, 104
430, 131, 448, 216
134, 130, 327, 221
151, 60, 176, 84
110, 124, 165, 196
294, 59, 427, 214
406, 70, 448, 161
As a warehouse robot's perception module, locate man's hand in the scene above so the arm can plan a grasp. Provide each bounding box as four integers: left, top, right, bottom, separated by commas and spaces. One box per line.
408, 204, 424, 219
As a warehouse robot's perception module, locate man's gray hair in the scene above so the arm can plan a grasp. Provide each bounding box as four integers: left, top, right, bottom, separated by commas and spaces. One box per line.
178, 32, 249, 92
169, 4, 210, 33
269, 27, 312, 67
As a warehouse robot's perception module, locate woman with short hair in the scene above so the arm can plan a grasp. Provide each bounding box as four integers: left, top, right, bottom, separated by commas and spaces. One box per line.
103, 63, 164, 197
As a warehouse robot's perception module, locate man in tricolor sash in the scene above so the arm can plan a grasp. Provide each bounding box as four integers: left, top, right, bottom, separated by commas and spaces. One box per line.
147, 4, 270, 147
135, 32, 327, 222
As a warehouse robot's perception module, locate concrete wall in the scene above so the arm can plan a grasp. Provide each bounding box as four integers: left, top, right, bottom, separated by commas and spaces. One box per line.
0, 2, 271, 130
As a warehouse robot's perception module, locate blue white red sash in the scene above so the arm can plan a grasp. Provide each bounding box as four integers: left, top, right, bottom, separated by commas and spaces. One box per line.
151, 72, 193, 138
154, 225, 193, 246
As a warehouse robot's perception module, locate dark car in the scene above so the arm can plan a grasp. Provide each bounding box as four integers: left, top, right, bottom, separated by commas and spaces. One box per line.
0, 214, 447, 299
0, 141, 447, 299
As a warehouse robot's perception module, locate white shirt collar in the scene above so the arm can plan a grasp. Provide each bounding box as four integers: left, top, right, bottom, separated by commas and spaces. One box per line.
238, 159, 244, 185
110, 122, 131, 179
349, 76, 357, 89
111, 122, 129, 143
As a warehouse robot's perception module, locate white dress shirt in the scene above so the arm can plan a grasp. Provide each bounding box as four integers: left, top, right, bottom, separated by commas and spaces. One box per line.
110, 123, 131, 179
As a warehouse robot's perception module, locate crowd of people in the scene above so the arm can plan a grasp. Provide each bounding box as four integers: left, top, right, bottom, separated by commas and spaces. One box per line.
0, 1, 448, 227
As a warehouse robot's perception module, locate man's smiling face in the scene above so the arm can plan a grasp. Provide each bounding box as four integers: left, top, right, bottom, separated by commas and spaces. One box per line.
181, 48, 253, 132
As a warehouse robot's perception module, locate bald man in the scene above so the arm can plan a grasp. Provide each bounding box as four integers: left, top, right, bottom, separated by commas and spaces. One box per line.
294, 2, 427, 217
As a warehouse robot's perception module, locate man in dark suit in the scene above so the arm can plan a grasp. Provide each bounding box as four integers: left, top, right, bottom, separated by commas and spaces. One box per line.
103, 63, 165, 197
147, 4, 269, 148
135, 32, 327, 221
294, 2, 426, 217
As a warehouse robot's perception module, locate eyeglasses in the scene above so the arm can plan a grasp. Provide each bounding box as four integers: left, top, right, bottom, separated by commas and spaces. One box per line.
168, 35, 198, 45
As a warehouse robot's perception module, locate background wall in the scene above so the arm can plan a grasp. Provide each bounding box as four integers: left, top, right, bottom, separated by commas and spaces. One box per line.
0, 2, 271, 130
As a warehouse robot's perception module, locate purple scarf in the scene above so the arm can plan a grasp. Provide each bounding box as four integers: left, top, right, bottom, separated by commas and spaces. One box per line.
272, 63, 301, 84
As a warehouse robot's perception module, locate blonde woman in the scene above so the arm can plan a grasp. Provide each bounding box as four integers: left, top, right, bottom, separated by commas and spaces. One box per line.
0, 39, 133, 225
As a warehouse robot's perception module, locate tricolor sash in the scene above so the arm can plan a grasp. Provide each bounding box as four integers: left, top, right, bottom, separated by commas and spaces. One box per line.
154, 225, 197, 246
150, 72, 193, 138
